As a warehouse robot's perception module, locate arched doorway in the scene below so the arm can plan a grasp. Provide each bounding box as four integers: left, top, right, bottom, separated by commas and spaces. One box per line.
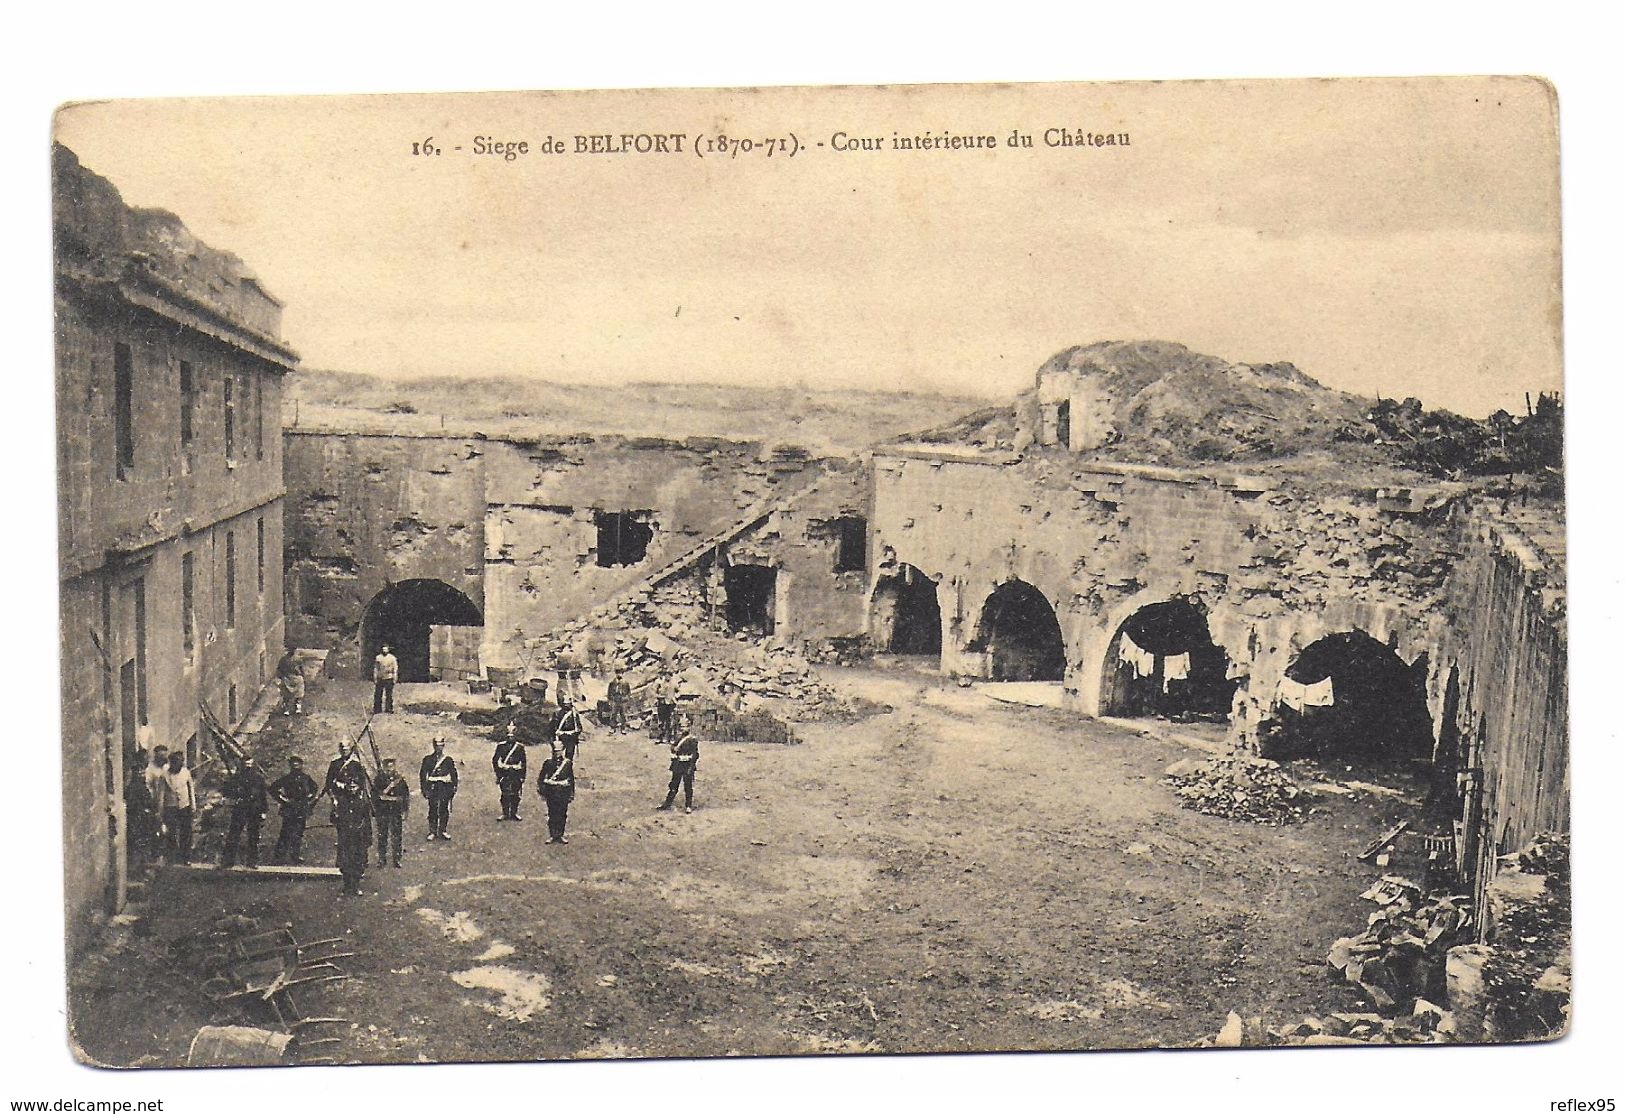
361, 579, 483, 682
1100, 596, 1235, 720
971, 580, 1065, 682
870, 564, 942, 658
1260, 630, 1432, 762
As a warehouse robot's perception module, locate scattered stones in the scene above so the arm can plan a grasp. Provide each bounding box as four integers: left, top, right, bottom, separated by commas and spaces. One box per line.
1161, 751, 1307, 824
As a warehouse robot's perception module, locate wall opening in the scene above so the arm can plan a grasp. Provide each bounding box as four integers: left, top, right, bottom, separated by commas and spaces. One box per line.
362, 579, 483, 682
594, 510, 655, 567
1055, 399, 1071, 448
870, 564, 941, 658
833, 516, 868, 573
1260, 629, 1433, 763
1100, 597, 1234, 721
723, 564, 777, 636
971, 579, 1065, 681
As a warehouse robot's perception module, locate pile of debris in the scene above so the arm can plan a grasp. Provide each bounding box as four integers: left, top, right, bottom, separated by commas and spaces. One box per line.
1197, 1004, 1453, 1048
1161, 751, 1308, 824
1326, 877, 1473, 1012
1452, 832, 1571, 1041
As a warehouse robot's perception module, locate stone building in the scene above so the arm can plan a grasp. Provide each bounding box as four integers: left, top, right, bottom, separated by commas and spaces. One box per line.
283, 429, 870, 679
55, 145, 297, 951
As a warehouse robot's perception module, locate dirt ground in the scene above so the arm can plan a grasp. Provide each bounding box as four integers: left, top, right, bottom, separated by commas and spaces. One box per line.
70, 665, 1427, 1065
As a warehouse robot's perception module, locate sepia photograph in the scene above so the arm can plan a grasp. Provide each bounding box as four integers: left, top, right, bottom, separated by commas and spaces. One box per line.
50, 75, 1571, 1074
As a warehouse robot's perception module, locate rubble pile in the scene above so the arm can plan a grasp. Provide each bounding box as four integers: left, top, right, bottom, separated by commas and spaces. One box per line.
1326, 878, 1473, 1012
1196, 1004, 1453, 1048
532, 595, 855, 724
1458, 832, 1571, 1041
1161, 752, 1307, 824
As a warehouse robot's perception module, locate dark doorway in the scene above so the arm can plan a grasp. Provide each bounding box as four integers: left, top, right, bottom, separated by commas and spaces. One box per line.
1101, 597, 1234, 720
594, 511, 654, 567
723, 564, 777, 635
1260, 630, 1433, 762
362, 579, 483, 682
972, 579, 1065, 681
870, 564, 942, 657
1055, 399, 1071, 448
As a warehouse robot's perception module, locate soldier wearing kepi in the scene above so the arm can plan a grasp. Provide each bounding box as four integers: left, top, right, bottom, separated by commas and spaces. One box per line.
419, 736, 459, 841
552, 695, 585, 763
331, 758, 373, 896
492, 723, 528, 822
536, 743, 575, 844
371, 757, 410, 868
220, 756, 269, 868
269, 755, 319, 865
657, 716, 701, 814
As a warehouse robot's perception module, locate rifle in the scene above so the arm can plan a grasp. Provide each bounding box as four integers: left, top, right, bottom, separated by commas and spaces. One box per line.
198, 699, 248, 774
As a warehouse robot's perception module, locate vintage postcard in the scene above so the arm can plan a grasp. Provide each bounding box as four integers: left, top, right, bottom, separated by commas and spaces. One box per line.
53, 78, 1566, 1067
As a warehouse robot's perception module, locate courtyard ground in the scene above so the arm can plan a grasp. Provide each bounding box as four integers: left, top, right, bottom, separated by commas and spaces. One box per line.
70, 664, 1426, 1065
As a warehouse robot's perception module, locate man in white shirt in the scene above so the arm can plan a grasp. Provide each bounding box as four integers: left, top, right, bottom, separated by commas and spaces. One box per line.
373, 644, 400, 714
161, 751, 197, 865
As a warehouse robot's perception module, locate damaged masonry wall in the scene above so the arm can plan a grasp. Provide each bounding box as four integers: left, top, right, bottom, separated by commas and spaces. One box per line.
282, 429, 843, 674
870, 446, 1459, 727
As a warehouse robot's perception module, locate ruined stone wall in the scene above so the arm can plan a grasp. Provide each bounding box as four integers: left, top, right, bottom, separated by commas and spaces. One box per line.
1432, 507, 1568, 908
282, 431, 832, 672
283, 432, 487, 674
869, 448, 1460, 721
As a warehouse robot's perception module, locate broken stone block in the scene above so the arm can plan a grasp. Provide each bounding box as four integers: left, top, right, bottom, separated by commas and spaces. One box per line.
1445, 944, 1493, 1041
1411, 998, 1446, 1032
1214, 1011, 1243, 1048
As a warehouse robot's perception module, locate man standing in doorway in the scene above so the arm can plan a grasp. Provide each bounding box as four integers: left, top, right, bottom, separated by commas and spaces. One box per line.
492, 723, 528, 821
371, 756, 410, 867
420, 736, 458, 841
269, 755, 319, 865
220, 756, 269, 869
374, 644, 399, 714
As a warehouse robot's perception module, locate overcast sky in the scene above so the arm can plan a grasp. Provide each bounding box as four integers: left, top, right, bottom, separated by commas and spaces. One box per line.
56, 78, 1561, 417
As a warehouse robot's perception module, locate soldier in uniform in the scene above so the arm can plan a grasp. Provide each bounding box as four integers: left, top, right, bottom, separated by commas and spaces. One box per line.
552, 695, 585, 763
331, 758, 373, 896
323, 740, 367, 800
652, 671, 679, 744
269, 755, 319, 865
371, 756, 410, 867
657, 716, 701, 814
124, 748, 158, 876
536, 744, 575, 844
492, 723, 528, 821
419, 736, 459, 841
606, 670, 632, 734
220, 756, 269, 868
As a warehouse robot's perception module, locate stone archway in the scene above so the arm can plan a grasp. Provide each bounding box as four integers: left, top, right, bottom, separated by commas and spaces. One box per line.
1260, 629, 1432, 762
1099, 596, 1235, 720
970, 579, 1065, 682
361, 579, 483, 683
870, 563, 942, 659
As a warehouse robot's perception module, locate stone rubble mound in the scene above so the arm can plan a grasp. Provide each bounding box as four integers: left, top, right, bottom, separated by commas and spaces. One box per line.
1326, 879, 1473, 1013
1161, 752, 1307, 825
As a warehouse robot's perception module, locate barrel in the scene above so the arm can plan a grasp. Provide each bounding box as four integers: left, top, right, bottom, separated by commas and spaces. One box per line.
186, 1025, 296, 1067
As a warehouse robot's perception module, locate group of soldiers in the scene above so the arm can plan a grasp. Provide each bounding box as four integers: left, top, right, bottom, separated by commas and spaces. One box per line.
232, 673, 699, 897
